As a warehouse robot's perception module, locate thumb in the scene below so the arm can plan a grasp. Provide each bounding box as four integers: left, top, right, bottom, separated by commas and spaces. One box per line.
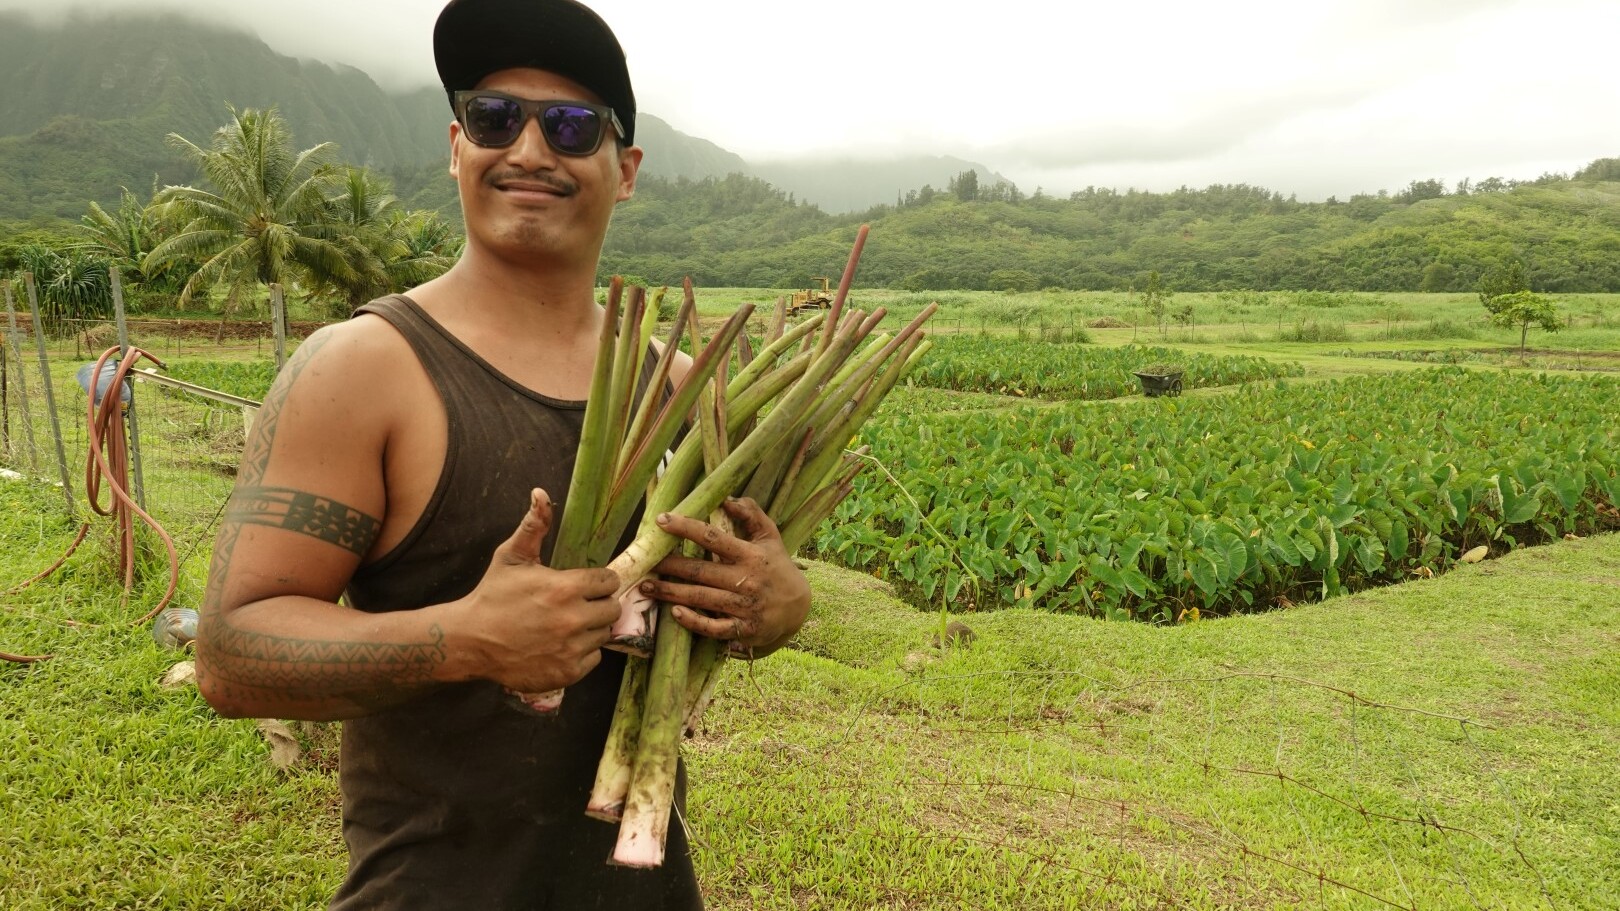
497, 488, 552, 565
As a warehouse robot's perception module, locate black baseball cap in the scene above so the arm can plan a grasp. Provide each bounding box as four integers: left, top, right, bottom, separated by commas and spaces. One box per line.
434, 0, 637, 145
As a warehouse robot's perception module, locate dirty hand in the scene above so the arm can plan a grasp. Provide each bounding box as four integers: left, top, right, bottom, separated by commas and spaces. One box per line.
641, 496, 811, 654
453, 488, 621, 692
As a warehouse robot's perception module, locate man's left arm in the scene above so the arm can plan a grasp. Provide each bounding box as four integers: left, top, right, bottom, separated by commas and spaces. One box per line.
641, 496, 811, 658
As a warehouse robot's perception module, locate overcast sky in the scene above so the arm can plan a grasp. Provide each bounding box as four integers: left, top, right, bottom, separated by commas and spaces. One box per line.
5, 0, 1617, 200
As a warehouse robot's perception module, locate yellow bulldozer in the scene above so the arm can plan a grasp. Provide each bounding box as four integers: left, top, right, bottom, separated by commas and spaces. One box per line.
787, 277, 835, 315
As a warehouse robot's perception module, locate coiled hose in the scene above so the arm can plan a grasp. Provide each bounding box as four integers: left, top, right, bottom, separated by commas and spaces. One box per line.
2, 346, 181, 663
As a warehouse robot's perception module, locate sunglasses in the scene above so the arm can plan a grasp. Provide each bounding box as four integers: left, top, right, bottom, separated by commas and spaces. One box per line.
453, 90, 624, 156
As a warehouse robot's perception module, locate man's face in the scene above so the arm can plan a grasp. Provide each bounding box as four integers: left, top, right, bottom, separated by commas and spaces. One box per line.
449, 67, 641, 265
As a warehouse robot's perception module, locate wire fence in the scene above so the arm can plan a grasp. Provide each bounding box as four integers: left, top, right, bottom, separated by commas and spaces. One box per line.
1, 271, 278, 618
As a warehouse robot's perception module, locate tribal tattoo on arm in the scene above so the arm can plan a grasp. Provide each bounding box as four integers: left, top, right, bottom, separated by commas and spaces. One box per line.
207, 622, 447, 706
199, 328, 447, 712
226, 487, 382, 556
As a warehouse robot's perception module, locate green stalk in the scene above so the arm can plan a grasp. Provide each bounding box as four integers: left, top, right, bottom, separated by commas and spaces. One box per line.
604, 317, 869, 596
642, 287, 663, 345
682, 636, 727, 738
769, 296, 787, 345
610, 602, 691, 868
735, 331, 756, 376
689, 304, 730, 471
509, 282, 626, 713
765, 428, 816, 518
593, 306, 752, 566
551, 279, 623, 568
677, 370, 734, 745
726, 311, 825, 400
780, 469, 863, 553
779, 337, 931, 521
589, 286, 647, 544
815, 223, 869, 358
616, 283, 695, 483
586, 653, 650, 821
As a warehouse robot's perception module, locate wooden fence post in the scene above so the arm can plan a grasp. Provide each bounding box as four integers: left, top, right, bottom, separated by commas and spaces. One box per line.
23, 274, 76, 517
271, 284, 287, 372
112, 267, 147, 510
3, 282, 42, 473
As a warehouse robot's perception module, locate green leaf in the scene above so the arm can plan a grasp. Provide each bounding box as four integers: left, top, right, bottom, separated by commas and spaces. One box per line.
1328, 502, 1358, 528
1189, 555, 1220, 598
1387, 520, 1410, 562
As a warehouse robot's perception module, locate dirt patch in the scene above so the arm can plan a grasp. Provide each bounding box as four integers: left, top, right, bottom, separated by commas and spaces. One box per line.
6, 312, 328, 343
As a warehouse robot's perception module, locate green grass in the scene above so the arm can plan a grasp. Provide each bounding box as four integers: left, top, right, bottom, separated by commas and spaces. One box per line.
4, 300, 1619, 908
697, 544, 1620, 909
2, 470, 1617, 908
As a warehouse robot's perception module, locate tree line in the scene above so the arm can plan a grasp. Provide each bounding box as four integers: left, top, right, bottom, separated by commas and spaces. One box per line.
597, 158, 1620, 294
5, 106, 1617, 317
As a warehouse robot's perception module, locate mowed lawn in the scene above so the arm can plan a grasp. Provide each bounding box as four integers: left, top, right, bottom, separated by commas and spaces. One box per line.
1, 475, 1617, 909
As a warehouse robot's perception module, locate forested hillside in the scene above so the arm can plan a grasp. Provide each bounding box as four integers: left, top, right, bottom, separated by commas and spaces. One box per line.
600, 163, 1620, 292
1, 12, 1616, 294
0, 13, 762, 220
0, 12, 1002, 220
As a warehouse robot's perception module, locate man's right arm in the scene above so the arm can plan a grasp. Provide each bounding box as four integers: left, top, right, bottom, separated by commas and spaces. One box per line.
194, 324, 621, 722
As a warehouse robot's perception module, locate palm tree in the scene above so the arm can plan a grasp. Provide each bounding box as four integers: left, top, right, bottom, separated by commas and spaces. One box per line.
313, 168, 459, 315
74, 183, 182, 296
383, 210, 460, 294
144, 106, 354, 314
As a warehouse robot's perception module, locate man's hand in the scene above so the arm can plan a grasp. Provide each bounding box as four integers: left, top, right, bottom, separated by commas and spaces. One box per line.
641, 497, 812, 655
450, 488, 622, 692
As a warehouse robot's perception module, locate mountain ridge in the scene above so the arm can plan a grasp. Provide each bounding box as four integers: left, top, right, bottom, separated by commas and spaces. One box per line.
0, 11, 1004, 219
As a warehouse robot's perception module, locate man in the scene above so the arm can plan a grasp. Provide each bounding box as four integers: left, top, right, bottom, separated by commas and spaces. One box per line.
193, 0, 811, 907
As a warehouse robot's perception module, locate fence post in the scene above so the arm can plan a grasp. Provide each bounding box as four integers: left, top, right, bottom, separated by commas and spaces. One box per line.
111, 268, 147, 511
271, 283, 287, 372
1, 332, 7, 456
23, 274, 76, 517
3, 283, 42, 473
3, 283, 44, 470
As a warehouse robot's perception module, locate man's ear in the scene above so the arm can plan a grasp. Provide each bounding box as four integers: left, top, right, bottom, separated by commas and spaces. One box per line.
448, 120, 463, 179
615, 145, 643, 203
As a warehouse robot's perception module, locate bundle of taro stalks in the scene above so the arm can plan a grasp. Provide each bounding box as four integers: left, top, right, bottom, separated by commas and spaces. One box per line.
513, 226, 935, 867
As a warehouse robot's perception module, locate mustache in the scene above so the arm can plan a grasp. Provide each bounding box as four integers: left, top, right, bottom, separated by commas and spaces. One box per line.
485, 169, 577, 194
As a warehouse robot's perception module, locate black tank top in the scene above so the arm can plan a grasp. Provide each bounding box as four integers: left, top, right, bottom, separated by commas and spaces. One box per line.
330, 295, 700, 910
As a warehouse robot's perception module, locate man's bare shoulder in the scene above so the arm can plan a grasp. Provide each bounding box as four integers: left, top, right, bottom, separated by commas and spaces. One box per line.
652, 337, 696, 387
280, 312, 420, 398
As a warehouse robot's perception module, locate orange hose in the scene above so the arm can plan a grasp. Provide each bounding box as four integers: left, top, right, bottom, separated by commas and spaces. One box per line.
82, 346, 181, 623
1, 651, 52, 664
0, 522, 91, 597
2, 347, 181, 657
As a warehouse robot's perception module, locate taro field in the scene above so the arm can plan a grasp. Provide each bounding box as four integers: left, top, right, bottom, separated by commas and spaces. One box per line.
907, 335, 1302, 398
814, 361, 1620, 622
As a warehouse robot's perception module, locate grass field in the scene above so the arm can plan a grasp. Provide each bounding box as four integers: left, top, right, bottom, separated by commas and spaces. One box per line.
2, 474, 1616, 907
2, 292, 1618, 908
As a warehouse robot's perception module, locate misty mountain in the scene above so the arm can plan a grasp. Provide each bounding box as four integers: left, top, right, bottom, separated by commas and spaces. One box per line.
0, 11, 1001, 221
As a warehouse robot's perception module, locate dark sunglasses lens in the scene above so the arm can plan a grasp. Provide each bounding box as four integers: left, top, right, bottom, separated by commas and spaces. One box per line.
542, 105, 604, 155
463, 95, 524, 146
